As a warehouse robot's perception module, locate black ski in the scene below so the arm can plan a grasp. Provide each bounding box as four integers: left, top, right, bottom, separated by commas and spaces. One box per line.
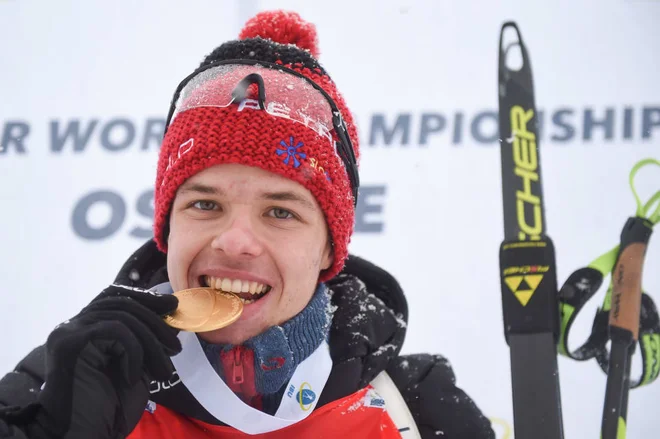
497, 22, 565, 439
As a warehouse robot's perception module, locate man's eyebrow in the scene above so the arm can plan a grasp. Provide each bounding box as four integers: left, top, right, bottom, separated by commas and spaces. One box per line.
178, 183, 222, 195
261, 191, 317, 210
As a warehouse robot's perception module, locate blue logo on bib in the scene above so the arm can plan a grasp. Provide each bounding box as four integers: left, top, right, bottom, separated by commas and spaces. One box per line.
296, 382, 316, 411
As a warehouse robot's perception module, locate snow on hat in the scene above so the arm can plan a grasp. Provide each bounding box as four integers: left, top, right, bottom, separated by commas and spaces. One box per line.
153, 10, 360, 282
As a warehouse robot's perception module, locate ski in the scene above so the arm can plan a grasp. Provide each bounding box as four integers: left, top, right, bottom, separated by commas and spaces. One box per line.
497, 22, 565, 439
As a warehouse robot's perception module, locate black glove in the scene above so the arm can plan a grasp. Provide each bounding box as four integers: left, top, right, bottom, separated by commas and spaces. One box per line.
28, 284, 182, 439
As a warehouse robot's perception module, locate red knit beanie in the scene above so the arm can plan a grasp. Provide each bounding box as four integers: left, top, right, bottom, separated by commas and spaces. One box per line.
153, 10, 360, 282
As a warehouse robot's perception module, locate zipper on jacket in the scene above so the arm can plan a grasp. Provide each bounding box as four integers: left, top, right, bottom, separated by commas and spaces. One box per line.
232, 346, 245, 385
220, 345, 259, 409
220, 346, 255, 396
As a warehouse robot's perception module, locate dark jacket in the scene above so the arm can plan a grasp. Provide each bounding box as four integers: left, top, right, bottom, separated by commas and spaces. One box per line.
0, 239, 495, 438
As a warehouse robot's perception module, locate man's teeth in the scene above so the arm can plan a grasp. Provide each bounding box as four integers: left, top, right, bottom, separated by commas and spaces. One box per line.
205, 276, 270, 295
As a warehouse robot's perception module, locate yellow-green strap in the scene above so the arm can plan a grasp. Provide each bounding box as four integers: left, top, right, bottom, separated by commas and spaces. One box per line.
588, 246, 619, 278
629, 158, 660, 224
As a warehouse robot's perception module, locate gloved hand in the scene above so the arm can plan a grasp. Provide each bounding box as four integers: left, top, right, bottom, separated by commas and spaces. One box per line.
27, 284, 182, 439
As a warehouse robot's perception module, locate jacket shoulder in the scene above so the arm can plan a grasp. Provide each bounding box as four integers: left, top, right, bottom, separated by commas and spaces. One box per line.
0, 346, 46, 409
386, 354, 495, 439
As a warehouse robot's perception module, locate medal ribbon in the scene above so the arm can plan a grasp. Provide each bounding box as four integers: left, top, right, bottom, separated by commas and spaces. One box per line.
151, 282, 333, 434
172, 331, 333, 434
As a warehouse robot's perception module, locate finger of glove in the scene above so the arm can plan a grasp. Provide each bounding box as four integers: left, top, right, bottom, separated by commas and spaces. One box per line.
43, 319, 144, 400
82, 296, 181, 355
92, 284, 179, 316
78, 309, 177, 382
39, 320, 148, 439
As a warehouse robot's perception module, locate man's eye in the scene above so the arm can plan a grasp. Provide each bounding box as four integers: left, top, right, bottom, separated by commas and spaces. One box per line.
268, 208, 294, 219
192, 200, 217, 211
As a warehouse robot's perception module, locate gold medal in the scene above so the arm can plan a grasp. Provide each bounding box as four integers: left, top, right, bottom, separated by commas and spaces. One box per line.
195, 290, 244, 332
164, 287, 243, 332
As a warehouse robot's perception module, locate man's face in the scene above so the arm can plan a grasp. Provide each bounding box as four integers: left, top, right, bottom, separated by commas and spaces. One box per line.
166, 163, 333, 345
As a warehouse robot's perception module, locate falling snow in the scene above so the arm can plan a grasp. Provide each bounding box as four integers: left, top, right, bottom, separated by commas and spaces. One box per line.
129, 269, 141, 281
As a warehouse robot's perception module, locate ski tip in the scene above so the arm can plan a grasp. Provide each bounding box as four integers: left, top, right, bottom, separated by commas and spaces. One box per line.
499, 21, 530, 74
499, 21, 525, 51
501, 21, 518, 29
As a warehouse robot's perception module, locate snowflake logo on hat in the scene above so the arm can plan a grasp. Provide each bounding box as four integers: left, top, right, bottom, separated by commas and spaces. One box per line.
276, 136, 306, 168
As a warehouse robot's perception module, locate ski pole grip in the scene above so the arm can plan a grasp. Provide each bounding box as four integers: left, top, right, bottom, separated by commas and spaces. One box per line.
609, 217, 653, 341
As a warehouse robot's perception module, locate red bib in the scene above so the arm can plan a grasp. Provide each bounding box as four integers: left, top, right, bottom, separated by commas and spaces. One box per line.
129, 386, 402, 438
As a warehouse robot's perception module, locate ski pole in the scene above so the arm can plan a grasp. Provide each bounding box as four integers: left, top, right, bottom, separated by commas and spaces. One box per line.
553, 158, 660, 437
601, 159, 660, 439
497, 21, 564, 439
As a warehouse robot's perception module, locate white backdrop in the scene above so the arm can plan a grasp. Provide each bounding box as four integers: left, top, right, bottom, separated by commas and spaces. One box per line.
1, 1, 659, 438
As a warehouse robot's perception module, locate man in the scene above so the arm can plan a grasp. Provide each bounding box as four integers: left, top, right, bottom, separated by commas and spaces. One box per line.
0, 10, 495, 439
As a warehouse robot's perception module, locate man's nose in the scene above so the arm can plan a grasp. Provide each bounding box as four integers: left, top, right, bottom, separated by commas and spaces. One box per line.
210, 214, 263, 258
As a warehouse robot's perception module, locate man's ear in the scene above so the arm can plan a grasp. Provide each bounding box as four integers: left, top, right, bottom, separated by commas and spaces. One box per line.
321, 239, 334, 271
165, 214, 171, 242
